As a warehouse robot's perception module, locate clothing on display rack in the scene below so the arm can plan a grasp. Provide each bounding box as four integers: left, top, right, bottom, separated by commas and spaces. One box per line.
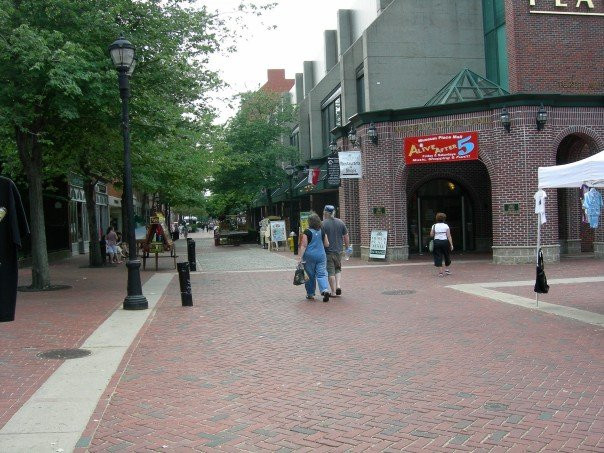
0, 176, 30, 322
582, 187, 602, 228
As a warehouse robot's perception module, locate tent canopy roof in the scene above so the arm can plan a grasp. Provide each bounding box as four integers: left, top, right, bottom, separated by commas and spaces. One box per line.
538, 150, 604, 189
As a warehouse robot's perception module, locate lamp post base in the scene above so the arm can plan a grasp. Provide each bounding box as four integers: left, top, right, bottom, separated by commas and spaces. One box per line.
123, 259, 148, 310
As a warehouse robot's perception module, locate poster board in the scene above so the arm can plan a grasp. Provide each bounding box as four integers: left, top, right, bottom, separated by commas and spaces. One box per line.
369, 230, 388, 259
270, 220, 286, 242
299, 212, 311, 232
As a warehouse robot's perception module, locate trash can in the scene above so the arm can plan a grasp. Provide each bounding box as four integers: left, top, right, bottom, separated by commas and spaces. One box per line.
172, 231, 180, 241
214, 229, 221, 246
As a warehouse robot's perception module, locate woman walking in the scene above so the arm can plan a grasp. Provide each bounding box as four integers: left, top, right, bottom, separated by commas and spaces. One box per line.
298, 213, 331, 302
430, 212, 453, 277
106, 226, 119, 264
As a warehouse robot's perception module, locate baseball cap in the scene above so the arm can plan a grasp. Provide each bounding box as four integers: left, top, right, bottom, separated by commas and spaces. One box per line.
324, 205, 335, 213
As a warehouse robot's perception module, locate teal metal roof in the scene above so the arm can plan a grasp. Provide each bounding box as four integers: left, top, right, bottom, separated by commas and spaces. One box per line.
425, 68, 509, 106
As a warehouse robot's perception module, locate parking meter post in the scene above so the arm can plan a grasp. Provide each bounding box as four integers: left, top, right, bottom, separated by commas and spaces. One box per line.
177, 262, 193, 306
186, 238, 197, 271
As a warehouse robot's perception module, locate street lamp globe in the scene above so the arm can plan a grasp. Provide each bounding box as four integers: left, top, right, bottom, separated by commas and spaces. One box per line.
284, 164, 296, 176
109, 36, 136, 72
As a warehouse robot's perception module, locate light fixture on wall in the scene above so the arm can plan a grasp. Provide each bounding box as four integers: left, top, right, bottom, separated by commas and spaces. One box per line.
536, 103, 547, 131
348, 124, 357, 146
500, 107, 511, 132
367, 122, 378, 144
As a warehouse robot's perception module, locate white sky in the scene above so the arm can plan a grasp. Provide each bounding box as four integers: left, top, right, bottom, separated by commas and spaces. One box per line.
200, 0, 357, 123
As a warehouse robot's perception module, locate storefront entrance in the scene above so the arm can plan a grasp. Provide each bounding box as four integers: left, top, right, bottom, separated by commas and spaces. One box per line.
408, 179, 475, 254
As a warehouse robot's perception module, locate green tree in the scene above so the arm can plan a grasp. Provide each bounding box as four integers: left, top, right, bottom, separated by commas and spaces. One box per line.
0, 0, 273, 283
209, 90, 298, 216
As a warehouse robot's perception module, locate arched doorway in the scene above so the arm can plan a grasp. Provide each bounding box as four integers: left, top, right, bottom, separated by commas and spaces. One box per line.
408, 179, 475, 253
556, 133, 598, 254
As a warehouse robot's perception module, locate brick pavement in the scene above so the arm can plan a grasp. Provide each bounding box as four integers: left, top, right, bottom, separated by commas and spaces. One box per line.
76, 239, 603, 452
0, 256, 152, 429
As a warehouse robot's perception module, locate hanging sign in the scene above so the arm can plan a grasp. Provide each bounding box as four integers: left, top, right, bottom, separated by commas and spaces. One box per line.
339, 151, 362, 179
270, 220, 286, 242
369, 230, 388, 259
327, 155, 340, 186
404, 132, 479, 165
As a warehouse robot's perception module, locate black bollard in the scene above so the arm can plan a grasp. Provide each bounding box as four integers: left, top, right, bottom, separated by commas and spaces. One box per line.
177, 262, 193, 306
186, 238, 197, 271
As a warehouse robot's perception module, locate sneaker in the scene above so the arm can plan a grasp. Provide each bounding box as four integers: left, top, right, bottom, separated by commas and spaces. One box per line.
445, 270, 451, 275
306, 295, 315, 300
335, 288, 342, 296
322, 292, 330, 302
438, 272, 444, 277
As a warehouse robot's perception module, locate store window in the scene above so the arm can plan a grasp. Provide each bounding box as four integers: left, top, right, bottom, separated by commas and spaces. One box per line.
356, 65, 366, 114
482, 0, 508, 90
290, 126, 300, 151
321, 87, 342, 153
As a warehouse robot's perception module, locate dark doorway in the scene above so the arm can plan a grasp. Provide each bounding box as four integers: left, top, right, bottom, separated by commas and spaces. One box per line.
408, 179, 474, 253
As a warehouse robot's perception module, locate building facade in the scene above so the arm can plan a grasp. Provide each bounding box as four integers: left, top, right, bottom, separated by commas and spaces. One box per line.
280, 0, 603, 263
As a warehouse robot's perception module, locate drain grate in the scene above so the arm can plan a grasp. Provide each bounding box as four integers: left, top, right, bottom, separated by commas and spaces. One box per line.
382, 289, 415, 296
37, 349, 91, 360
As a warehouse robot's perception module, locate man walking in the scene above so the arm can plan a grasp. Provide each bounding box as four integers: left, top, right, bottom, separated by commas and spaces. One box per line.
322, 205, 350, 296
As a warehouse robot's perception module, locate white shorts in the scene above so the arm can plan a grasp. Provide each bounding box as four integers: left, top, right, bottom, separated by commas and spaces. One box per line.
106, 244, 118, 254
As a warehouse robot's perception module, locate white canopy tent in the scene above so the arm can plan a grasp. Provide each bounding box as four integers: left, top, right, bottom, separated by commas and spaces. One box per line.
533, 150, 604, 304
538, 150, 604, 189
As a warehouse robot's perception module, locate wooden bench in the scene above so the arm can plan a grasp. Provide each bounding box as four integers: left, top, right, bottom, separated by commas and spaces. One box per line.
142, 248, 178, 271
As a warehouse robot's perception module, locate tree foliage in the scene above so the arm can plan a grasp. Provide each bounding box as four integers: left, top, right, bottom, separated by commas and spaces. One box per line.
209, 90, 299, 216
0, 0, 275, 283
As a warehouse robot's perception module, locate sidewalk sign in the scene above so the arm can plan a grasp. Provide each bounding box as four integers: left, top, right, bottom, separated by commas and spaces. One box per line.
270, 220, 286, 242
369, 230, 388, 259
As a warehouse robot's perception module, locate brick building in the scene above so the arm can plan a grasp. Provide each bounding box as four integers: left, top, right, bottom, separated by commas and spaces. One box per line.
259, 0, 604, 263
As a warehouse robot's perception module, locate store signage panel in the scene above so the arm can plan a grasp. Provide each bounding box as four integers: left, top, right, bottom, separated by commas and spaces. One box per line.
338, 151, 362, 179
327, 155, 340, 186
404, 132, 479, 165
529, 0, 603, 16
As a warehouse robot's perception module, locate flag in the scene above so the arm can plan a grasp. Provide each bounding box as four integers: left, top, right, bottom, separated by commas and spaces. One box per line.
308, 167, 320, 185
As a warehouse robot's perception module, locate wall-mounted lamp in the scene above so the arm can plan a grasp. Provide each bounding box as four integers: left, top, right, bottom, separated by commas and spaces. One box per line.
536, 103, 547, 131
500, 108, 511, 132
329, 139, 338, 153
348, 124, 357, 146
367, 122, 378, 144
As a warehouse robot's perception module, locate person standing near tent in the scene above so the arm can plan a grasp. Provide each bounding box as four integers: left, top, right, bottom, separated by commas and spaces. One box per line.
430, 212, 453, 277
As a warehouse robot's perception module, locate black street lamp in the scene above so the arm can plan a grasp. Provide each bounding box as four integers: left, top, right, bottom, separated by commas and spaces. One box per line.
284, 165, 299, 255
109, 36, 148, 310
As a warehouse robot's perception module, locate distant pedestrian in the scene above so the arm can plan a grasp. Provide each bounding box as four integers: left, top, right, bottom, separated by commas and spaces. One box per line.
298, 213, 331, 302
106, 226, 118, 264
430, 212, 453, 277
321, 205, 350, 296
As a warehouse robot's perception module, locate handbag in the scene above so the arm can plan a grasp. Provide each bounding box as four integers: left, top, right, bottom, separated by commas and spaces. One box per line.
293, 262, 309, 286
428, 239, 434, 252
534, 249, 549, 294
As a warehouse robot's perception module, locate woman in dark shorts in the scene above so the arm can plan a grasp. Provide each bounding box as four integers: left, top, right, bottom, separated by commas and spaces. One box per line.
430, 212, 453, 277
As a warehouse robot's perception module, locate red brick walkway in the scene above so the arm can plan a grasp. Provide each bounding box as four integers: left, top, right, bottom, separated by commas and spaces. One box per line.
79, 242, 603, 451
0, 256, 152, 428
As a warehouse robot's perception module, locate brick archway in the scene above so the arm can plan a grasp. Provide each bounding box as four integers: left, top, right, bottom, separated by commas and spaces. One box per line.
553, 128, 603, 254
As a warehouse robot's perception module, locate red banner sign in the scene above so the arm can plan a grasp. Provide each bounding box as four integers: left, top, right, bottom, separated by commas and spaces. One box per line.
404, 132, 479, 165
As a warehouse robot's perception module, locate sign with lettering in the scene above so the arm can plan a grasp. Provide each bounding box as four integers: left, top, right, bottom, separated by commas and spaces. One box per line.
327, 155, 340, 186
338, 151, 362, 179
369, 230, 388, 259
299, 212, 311, 232
270, 220, 286, 242
529, 0, 603, 16
404, 132, 479, 165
